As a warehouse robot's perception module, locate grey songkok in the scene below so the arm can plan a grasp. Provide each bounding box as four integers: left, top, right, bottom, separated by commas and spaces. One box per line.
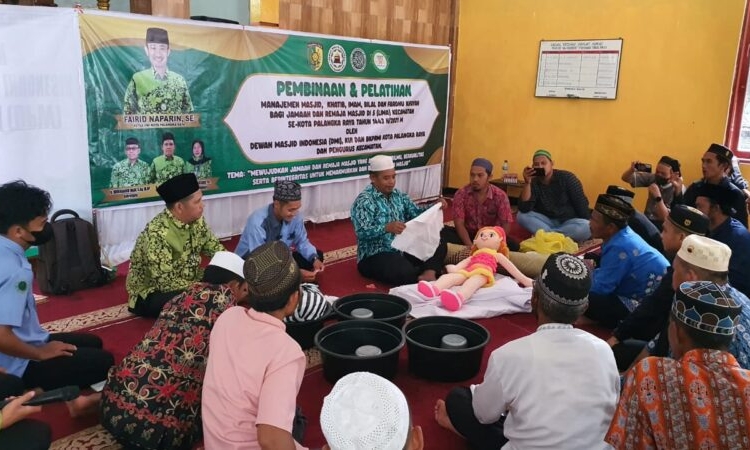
536, 252, 591, 306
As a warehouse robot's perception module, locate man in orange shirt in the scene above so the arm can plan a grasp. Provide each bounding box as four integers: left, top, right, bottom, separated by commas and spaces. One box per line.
606, 280, 750, 449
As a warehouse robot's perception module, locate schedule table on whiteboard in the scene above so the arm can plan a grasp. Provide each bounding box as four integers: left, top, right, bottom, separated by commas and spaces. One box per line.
535, 39, 622, 99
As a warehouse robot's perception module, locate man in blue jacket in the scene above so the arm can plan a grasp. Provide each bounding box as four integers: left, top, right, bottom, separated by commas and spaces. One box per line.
236, 180, 324, 282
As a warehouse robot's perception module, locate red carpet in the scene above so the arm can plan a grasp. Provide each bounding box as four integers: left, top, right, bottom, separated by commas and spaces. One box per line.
34, 213, 607, 449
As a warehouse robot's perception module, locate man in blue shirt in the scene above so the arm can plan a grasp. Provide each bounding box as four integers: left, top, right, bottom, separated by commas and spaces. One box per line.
693, 182, 750, 298
236, 180, 324, 283
584, 194, 669, 328
0, 181, 113, 403
351, 154, 448, 286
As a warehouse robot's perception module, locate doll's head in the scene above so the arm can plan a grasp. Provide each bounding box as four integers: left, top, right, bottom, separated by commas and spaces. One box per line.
471, 226, 509, 256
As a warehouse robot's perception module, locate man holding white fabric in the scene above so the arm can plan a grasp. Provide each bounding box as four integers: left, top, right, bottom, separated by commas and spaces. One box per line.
350, 154, 447, 285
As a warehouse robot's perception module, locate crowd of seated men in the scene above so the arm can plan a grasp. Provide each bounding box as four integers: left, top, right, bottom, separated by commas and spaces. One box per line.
3, 142, 750, 449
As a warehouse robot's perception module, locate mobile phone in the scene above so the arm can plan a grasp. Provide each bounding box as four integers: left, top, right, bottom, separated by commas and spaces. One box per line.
634, 163, 652, 173
533, 167, 545, 177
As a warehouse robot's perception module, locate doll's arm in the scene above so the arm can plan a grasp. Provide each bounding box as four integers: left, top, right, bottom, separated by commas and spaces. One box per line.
452, 256, 472, 271
495, 253, 533, 287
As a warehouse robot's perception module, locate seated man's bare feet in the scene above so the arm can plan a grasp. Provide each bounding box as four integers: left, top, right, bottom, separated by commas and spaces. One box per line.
418, 269, 437, 282
66, 392, 101, 418
434, 399, 460, 436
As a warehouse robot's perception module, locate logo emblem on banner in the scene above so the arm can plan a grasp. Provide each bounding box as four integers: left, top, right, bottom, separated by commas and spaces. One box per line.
372, 50, 389, 73
350, 48, 366, 72
307, 42, 323, 71
327, 44, 346, 72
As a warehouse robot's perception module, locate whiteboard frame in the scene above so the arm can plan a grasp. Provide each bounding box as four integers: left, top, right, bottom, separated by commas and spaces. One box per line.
535, 38, 623, 100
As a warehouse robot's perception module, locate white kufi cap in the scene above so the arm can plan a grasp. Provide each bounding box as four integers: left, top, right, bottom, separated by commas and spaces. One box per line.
321, 372, 410, 450
677, 234, 731, 273
369, 154, 395, 172
207, 251, 245, 279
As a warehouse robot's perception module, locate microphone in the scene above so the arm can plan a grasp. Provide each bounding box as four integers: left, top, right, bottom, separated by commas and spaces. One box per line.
0, 385, 80, 408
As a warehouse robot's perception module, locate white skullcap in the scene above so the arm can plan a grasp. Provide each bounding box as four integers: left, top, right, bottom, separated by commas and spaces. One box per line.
321, 372, 410, 450
207, 251, 245, 279
369, 155, 395, 172
677, 234, 731, 273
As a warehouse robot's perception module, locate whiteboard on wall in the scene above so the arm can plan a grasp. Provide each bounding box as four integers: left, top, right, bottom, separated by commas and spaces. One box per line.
535, 39, 622, 99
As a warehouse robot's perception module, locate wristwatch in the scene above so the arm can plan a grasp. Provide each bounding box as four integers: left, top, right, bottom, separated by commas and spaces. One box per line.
653, 196, 662, 203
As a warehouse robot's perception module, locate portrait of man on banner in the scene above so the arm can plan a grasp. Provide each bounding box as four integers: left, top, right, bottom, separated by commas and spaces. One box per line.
123, 27, 194, 115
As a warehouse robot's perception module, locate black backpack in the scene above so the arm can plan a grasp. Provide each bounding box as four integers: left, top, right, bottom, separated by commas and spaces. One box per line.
36, 209, 108, 295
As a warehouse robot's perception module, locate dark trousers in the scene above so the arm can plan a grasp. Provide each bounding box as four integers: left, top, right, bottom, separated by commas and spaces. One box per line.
130, 290, 182, 318
0, 372, 24, 399
357, 239, 448, 286
445, 386, 507, 450
442, 227, 520, 252
0, 419, 52, 450
584, 292, 631, 329
293, 250, 324, 272
292, 405, 307, 444
22, 332, 114, 391
611, 340, 648, 372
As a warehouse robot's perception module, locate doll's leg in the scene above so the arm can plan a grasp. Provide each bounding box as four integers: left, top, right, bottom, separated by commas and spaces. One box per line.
417, 280, 441, 298
440, 275, 490, 311
455, 275, 489, 302
418, 273, 466, 299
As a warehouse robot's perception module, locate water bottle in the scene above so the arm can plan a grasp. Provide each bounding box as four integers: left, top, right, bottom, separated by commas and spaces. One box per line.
502, 160, 510, 175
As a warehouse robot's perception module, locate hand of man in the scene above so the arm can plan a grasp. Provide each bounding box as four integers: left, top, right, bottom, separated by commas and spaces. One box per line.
385, 221, 406, 235
671, 176, 683, 193
647, 183, 661, 198
37, 341, 77, 360
630, 160, 639, 171
0, 391, 43, 430
313, 259, 325, 272
606, 336, 620, 347
436, 197, 449, 210
522, 166, 535, 183
300, 269, 318, 283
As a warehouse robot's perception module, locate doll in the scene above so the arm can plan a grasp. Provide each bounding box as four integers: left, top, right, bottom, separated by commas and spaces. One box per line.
417, 226, 533, 311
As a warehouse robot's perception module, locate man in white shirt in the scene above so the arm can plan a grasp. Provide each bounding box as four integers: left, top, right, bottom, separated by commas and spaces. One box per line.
434, 252, 620, 450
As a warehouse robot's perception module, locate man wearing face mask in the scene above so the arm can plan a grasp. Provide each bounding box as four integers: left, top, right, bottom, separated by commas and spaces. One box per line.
0, 180, 114, 394
621, 155, 682, 229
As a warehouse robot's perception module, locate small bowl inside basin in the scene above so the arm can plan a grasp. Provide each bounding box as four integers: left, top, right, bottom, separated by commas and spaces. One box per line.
285, 303, 334, 350
333, 293, 412, 328
314, 319, 405, 384
404, 316, 490, 382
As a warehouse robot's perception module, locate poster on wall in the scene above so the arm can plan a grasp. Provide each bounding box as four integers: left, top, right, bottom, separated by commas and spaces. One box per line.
79, 14, 450, 208
535, 39, 622, 100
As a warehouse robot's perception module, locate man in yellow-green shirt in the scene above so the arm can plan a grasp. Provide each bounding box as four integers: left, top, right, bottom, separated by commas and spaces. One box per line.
122, 27, 193, 115
126, 173, 224, 317
151, 132, 187, 185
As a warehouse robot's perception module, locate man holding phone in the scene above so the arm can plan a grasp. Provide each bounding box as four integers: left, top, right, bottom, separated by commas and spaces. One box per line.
621, 155, 682, 229
516, 149, 591, 242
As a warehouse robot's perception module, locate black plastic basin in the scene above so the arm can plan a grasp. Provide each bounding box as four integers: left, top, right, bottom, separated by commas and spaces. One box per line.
285, 303, 334, 350
404, 316, 490, 382
333, 293, 412, 328
314, 320, 405, 384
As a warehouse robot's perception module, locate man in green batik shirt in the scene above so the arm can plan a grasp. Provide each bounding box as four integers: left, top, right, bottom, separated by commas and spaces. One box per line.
110, 137, 152, 187
122, 27, 193, 115
126, 173, 225, 317
151, 132, 187, 185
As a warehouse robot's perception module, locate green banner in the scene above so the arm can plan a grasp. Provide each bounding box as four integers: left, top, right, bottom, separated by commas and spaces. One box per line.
81, 15, 450, 208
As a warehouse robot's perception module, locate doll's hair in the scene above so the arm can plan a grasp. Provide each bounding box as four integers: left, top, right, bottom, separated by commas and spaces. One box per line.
471, 226, 509, 257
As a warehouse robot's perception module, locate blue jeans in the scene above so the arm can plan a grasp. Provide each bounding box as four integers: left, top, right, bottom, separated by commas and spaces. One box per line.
516, 211, 591, 242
